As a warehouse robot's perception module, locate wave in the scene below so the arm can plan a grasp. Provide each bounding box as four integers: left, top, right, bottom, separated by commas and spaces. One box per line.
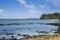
0, 23, 43, 26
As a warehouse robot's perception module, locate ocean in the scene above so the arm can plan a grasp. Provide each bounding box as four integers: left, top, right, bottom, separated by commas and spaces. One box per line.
0, 19, 59, 39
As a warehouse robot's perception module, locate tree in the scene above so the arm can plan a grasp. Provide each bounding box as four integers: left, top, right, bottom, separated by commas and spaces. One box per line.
40, 12, 60, 19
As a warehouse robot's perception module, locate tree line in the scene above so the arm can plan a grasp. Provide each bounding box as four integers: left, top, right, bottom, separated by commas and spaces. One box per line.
40, 12, 60, 19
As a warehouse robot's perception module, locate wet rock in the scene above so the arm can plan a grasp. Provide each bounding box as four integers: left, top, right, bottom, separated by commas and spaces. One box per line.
0, 24, 5, 26
17, 34, 22, 36
6, 33, 14, 35
2, 30, 7, 31
1, 37, 6, 40
23, 34, 31, 38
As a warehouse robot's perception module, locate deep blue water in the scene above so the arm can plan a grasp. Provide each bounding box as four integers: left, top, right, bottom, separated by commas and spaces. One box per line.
0, 19, 59, 39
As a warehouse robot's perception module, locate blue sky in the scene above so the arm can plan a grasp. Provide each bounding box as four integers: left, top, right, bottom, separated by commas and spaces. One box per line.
0, 0, 60, 19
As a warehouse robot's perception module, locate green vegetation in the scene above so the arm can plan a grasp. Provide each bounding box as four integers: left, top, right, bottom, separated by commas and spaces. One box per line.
40, 12, 60, 19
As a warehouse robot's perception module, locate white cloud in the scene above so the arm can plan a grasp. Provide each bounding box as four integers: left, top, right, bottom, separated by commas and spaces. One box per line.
17, 0, 26, 5
39, 5, 46, 8
0, 9, 4, 13
17, 0, 40, 14
39, 4, 51, 10
46, 0, 60, 8
29, 8, 40, 13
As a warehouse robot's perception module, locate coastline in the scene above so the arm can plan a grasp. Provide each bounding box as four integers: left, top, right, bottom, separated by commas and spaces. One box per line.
0, 33, 60, 40
46, 23, 60, 26
20, 23, 60, 40
0, 19, 60, 40
20, 34, 60, 40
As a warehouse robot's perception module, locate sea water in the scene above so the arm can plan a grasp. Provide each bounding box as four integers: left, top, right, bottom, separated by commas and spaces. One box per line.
0, 19, 59, 39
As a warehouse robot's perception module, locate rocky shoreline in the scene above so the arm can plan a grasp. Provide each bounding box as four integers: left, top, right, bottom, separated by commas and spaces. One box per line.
0, 23, 60, 40
46, 23, 60, 26
0, 34, 60, 40
20, 23, 60, 40
20, 34, 60, 40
